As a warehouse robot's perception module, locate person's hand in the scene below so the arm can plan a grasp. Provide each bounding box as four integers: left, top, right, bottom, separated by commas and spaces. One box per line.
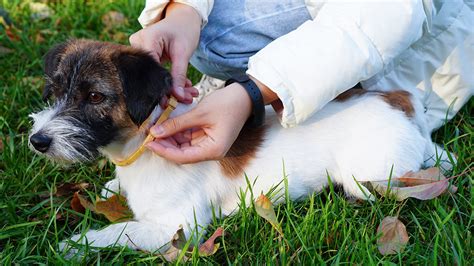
146, 83, 253, 164
129, 3, 200, 103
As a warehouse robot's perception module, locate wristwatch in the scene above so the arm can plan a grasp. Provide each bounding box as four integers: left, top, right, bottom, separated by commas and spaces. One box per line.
225, 75, 265, 128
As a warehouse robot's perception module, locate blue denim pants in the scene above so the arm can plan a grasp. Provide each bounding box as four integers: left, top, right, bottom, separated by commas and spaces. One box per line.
190, 0, 311, 80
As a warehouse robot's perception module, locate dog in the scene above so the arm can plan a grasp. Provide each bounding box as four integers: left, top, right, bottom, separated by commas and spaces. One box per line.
29, 39, 452, 253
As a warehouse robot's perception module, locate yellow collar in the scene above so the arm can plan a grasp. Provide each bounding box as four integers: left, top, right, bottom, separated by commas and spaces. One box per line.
111, 96, 178, 167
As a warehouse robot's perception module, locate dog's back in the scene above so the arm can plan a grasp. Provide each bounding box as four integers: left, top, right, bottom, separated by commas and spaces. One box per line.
222, 90, 432, 204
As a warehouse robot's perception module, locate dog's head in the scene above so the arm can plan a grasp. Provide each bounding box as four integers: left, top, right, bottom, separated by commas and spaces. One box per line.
29, 39, 172, 162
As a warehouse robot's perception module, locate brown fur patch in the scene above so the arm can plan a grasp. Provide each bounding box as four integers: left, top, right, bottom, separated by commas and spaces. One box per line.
218, 125, 267, 178
379, 90, 414, 117
334, 88, 367, 102
335, 88, 414, 117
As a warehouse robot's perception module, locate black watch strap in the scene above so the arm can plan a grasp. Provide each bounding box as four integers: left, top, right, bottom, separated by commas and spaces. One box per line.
225, 75, 265, 128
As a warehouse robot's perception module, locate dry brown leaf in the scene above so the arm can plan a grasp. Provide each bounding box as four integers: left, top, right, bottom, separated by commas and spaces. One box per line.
198, 227, 224, 256
255, 193, 283, 236
162, 245, 186, 262
166, 226, 224, 261
377, 216, 409, 255
72, 193, 132, 222
55, 182, 89, 197
171, 225, 188, 250
95, 194, 133, 222
71, 192, 86, 213
370, 167, 456, 201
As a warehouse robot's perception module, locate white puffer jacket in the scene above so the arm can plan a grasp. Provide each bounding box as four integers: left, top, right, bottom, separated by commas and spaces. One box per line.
139, 0, 473, 132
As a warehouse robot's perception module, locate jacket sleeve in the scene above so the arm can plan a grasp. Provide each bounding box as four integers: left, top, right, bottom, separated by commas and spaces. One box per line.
138, 0, 214, 28
246, 0, 428, 128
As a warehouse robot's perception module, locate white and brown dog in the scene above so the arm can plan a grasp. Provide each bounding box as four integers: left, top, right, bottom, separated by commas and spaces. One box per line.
29, 40, 452, 252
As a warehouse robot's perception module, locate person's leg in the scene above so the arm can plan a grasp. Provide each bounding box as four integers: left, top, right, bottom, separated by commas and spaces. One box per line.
190, 0, 312, 81
194, 74, 226, 102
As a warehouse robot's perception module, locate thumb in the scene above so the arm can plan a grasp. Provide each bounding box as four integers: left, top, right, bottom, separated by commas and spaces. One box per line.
150, 110, 200, 139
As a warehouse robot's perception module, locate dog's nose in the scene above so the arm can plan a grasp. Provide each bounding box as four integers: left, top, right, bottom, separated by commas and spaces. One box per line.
30, 133, 52, 153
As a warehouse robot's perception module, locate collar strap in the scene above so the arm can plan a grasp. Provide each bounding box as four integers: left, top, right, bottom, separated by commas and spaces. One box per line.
111, 96, 178, 167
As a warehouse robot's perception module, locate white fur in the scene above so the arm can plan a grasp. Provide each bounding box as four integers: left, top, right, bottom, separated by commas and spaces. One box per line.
59, 93, 453, 253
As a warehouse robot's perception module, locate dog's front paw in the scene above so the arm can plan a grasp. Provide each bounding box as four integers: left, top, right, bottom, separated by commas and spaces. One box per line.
100, 178, 122, 198
59, 235, 84, 259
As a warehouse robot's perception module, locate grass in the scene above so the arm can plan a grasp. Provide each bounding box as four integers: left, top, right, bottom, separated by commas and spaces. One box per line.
0, 0, 472, 264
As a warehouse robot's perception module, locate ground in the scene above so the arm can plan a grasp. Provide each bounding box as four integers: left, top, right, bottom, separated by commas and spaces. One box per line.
0, 1, 472, 264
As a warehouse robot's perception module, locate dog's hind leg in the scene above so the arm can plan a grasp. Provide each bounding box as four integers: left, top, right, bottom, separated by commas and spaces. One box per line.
60, 221, 178, 254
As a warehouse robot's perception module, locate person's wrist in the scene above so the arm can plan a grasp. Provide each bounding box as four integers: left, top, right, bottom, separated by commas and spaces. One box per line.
226, 83, 253, 120
248, 75, 278, 105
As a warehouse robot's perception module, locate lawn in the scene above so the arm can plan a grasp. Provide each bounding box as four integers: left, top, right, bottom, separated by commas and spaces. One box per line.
0, 0, 472, 264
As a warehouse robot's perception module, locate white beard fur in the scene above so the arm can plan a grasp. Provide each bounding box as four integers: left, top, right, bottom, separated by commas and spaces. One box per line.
63, 92, 453, 253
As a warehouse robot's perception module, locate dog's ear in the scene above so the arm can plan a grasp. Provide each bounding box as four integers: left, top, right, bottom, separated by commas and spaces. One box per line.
112, 49, 172, 126
43, 42, 68, 101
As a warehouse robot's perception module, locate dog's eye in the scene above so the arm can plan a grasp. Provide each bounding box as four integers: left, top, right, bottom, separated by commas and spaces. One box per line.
88, 92, 105, 104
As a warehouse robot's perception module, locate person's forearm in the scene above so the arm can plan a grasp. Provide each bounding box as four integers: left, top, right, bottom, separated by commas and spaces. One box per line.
164, 2, 201, 26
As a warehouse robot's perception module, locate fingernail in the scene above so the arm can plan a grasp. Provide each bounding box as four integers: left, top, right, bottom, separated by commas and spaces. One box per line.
175, 87, 185, 98
151, 125, 164, 137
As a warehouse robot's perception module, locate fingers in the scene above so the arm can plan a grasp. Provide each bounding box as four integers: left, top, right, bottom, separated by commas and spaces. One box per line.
129, 29, 163, 63
146, 137, 218, 164
169, 49, 193, 102
146, 141, 200, 164
150, 109, 202, 139
184, 85, 199, 97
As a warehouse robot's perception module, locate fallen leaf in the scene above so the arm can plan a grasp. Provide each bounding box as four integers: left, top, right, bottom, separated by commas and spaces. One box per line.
171, 225, 188, 251
377, 216, 409, 255
102, 11, 127, 30
95, 194, 133, 222
71, 192, 86, 213
72, 193, 132, 222
166, 226, 224, 261
29, 2, 54, 21
255, 193, 283, 236
198, 227, 224, 256
55, 182, 90, 197
370, 167, 456, 201
162, 245, 186, 262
